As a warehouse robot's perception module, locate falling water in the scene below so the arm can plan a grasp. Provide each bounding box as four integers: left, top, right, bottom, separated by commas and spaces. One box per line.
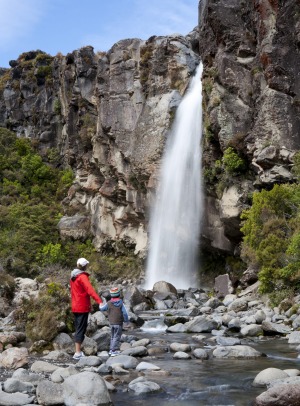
145, 62, 203, 289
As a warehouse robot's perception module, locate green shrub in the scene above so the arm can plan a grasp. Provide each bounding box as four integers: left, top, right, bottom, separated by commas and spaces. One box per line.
20, 281, 73, 342
222, 147, 245, 174
241, 183, 300, 293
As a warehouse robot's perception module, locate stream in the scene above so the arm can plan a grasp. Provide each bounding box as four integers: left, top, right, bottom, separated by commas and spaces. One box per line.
110, 327, 300, 406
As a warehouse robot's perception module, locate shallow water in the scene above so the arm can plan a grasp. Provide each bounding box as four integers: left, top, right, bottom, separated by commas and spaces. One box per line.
110, 330, 300, 406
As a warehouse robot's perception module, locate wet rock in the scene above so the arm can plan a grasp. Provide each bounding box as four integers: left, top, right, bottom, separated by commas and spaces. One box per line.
213, 345, 263, 359
173, 351, 191, 360
170, 342, 191, 352
193, 348, 209, 360
216, 336, 241, 346
167, 323, 187, 333
228, 298, 248, 312
128, 376, 161, 394
136, 361, 161, 371
253, 368, 289, 387
131, 338, 150, 347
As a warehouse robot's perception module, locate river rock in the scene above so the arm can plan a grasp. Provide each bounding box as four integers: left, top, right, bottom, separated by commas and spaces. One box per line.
254, 310, 267, 324
131, 338, 150, 347
261, 321, 291, 335
62, 371, 112, 405
128, 376, 161, 394
167, 323, 187, 333
36, 380, 64, 405
76, 355, 102, 367
31, 360, 60, 373
173, 351, 191, 359
92, 329, 111, 351
185, 316, 218, 333
255, 383, 300, 406
153, 281, 177, 295
136, 361, 161, 371
213, 345, 263, 359
3, 378, 35, 394
240, 324, 263, 337
223, 294, 237, 306
193, 348, 209, 359
82, 335, 98, 355
228, 298, 248, 312
170, 342, 191, 352
121, 345, 148, 356
12, 368, 43, 384
43, 350, 70, 361
87, 311, 109, 334
52, 332, 74, 354
106, 354, 138, 369
253, 368, 289, 387
216, 336, 241, 346
214, 274, 234, 298
0, 347, 28, 369
288, 331, 300, 344
51, 366, 78, 383
284, 369, 300, 377
0, 385, 35, 406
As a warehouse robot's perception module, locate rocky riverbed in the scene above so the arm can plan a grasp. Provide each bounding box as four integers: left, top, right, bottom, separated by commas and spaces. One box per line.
1, 279, 300, 405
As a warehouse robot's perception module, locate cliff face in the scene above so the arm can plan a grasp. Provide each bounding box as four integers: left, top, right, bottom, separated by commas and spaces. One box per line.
199, 0, 300, 254
0, 33, 200, 257
0, 0, 299, 262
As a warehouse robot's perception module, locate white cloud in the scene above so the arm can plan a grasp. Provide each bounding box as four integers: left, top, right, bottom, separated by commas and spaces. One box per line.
0, 0, 46, 50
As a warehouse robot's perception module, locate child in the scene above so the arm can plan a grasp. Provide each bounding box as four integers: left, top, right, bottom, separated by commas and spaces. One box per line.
99, 287, 129, 356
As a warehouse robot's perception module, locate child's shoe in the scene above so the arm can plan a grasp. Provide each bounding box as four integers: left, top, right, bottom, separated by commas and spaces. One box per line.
110, 350, 121, 357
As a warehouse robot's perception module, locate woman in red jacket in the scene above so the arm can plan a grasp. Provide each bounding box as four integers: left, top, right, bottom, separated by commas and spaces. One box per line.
70, 257, 103, 360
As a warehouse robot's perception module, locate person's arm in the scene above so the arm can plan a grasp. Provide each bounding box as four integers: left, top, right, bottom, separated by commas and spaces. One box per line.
99, 302, 108, 311
121, 303, 129, 323
80, 274, 103, 304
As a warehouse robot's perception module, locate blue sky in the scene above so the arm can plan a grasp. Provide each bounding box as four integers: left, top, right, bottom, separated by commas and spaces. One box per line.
0, 0, 199, 68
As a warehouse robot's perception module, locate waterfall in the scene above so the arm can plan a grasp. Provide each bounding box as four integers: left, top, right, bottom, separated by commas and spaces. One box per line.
145, 62, 203, 289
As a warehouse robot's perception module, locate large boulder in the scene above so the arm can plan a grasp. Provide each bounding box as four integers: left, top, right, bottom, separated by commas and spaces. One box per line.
0, 347, 28, 369
152, 281, 178, 295
255, 383, 300, 406
62, 371, 112, 405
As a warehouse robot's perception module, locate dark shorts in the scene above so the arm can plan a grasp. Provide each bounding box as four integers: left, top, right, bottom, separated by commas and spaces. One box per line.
73, 312, 89, 343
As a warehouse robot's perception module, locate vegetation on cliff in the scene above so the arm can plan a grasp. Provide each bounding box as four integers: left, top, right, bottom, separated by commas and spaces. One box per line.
241, 154, 300, 299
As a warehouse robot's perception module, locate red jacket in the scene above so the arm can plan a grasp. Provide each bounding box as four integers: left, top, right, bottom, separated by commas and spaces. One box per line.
70, 272, 102, 313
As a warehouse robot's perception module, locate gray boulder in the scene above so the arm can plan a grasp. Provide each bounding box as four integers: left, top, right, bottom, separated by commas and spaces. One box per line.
128, 376, 161, 394
36, 380, 64, 405
253, 368, 289, 387
62, 371, 112, 405
106, 354, 138, 369
185, 316, 218, 333
213, 345, 263, 359
255, 383, 300, 406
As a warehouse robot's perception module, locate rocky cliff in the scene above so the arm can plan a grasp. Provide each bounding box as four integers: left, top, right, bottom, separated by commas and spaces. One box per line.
199, 0, 300, 255
0, 32, 199, 258
0, 0, 299, 269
